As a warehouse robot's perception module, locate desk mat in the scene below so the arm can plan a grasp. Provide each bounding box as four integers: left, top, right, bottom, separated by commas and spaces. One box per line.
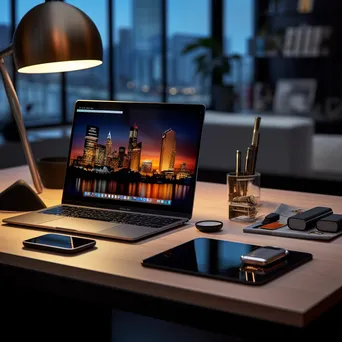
243, 222, 342, 241
243, 204, 342, 241
141, 238, 312, 286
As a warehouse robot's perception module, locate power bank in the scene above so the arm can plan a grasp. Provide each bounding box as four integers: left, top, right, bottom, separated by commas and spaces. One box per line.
287, 206, 333, 231
317, 214, 342, 233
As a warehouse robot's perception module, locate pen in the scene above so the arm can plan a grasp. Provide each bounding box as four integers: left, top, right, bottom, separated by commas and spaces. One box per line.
245, 117, 261, 175
243, 147, 252, 196
251, 117, 261, 174
235, 150, 241, 176
251, 117, 261, 147
244, 147, 252, 175
252, 132, 260, 175
235, 150, 242, 197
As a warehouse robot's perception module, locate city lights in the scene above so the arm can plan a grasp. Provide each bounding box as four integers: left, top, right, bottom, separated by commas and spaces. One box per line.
68, 109, 197, 206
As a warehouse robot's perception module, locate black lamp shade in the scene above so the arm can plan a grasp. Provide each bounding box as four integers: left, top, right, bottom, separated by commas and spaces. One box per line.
12, 1, 103, 73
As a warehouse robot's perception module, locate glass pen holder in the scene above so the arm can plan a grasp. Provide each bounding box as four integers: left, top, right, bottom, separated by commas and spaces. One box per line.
227, 172, 261, 222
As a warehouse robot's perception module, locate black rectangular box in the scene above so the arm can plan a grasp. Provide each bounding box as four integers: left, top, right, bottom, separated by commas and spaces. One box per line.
287, 206, 333, 231
317, 214, 342, 233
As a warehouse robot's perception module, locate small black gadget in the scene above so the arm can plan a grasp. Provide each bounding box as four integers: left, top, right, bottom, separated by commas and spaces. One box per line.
23, 233, 96, 254
287, 206, 333, 231
253, 212, 280, 228
195, 220, 223, 233
240, 246, 288, 266
317, 214, 342, 233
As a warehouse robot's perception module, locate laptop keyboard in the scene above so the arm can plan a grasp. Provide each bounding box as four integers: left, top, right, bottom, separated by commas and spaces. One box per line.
41, 206, 181, 229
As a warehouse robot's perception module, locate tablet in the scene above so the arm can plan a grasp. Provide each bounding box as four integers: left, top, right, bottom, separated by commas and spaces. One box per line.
141, 238, 312, 286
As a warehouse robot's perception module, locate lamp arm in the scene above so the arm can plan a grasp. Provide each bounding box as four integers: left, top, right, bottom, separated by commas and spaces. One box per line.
0, 57, 43, 193
0, 44, 13, 58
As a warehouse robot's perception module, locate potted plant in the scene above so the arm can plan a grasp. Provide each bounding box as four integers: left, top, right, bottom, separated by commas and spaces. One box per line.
182, 37, 241, 111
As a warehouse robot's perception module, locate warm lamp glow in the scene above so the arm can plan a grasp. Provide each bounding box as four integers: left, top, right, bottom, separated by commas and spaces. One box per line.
0, 1, 104, 195
18, 60, 103, 74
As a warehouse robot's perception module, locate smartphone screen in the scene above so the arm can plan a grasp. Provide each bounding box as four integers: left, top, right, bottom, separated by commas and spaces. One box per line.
23, 233, 96, 253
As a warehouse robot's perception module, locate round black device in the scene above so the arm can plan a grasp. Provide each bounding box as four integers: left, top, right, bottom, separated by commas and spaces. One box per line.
195, 220, 223, 233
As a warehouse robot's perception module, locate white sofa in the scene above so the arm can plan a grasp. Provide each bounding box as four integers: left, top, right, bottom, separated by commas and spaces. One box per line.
199, 111, 314, 177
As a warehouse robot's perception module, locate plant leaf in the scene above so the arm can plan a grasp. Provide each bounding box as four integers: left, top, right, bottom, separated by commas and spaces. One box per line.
194, 54, 210, 75
182, 37, 217, 55
181, 42, 201, 54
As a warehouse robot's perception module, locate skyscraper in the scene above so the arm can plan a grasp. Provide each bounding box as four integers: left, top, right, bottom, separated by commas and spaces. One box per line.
130, 142, 142, 172
159, 129, 176, 172
132, 0, 162, 88
118, 28, 133, 88
149, 35, 162, 87
110, 157, 119, 170
177, 162, 190, 180
82, 125, 99, 167
171, 34, 205, 87
94, 144, 106, 167
128, 123, 138, 161
118, 146, 126, 167
141, 160, 152, 173
123, 155, 130, 168
105, 131, 112, 166
180, 162, 187, 171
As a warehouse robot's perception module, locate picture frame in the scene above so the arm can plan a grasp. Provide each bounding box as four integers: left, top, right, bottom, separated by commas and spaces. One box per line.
273, 79, 317, 115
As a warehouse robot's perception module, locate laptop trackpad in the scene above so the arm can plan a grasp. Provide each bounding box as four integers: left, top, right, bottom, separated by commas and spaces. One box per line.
100, 225, 155, 240
43, 217, 116, 233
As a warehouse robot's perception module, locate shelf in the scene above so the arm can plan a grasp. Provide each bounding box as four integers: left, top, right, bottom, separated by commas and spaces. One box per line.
252, 55, 330, 60
260, 10, 342, 18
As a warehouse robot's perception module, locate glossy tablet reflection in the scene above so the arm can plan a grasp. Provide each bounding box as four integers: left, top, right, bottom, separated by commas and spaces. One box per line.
142, 238, 312, 285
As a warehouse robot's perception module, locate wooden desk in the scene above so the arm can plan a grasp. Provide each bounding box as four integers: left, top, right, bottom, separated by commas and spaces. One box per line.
1, 166, 342, 339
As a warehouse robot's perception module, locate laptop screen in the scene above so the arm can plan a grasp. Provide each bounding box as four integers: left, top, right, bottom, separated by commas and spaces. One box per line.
62, 100, 205, 217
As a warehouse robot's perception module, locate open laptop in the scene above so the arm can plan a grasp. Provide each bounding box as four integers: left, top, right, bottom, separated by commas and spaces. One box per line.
4, 100, 205, 241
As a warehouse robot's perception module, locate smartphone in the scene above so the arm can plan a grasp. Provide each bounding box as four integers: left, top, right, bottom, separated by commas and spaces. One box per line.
23, 233, 96, 254
240, 246, 288, 266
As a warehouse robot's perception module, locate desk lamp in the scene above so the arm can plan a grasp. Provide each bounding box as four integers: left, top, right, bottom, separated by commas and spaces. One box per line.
0, 1, 102, 211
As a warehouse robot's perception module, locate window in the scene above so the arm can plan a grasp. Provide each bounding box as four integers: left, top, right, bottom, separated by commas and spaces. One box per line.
0, 0, 11, 126
167, 0, 210, 105
66, 0, 110, 121
224, 0, 254, 111
114, 0, 163, 102
1, 0, 254, 129
16, 0, 62, 126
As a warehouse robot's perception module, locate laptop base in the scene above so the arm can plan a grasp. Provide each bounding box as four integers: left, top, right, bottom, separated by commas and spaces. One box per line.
3, 205, 187, 242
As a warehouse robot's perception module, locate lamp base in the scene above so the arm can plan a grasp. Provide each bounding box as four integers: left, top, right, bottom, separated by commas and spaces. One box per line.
0, 179, 46, 211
